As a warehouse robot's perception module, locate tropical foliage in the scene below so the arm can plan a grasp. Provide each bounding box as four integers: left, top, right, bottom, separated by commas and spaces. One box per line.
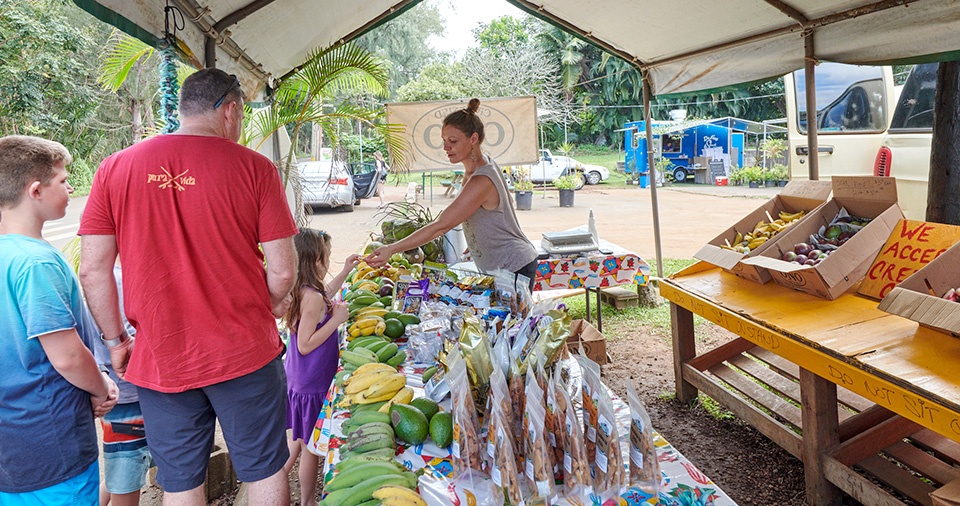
244, 42, 410, 182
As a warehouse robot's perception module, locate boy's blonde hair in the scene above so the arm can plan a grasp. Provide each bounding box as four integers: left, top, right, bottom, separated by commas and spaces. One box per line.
0, 135, 72, 208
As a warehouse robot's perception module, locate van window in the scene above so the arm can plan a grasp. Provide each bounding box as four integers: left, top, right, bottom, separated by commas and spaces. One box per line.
889, 63, 938, 131
793, 63, 888, 133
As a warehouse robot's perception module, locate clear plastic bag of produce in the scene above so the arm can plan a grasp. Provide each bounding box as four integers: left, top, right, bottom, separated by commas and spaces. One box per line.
625, 380, 661, 502
447, 351, 484, 477
492, 327, 512, 378
592, 364, 626, 503
488, 360, 514, 456
557, 378, 593, 504
407, 319, 446, 364
541, 361, 564, 477
523, 368, 556, 503
508, 356, 526, 467
575, 354, 600, 468
486, 366, 533, 505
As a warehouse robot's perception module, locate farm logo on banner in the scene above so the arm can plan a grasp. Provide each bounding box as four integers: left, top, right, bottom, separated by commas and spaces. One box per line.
859, 219, 960, 299
385, 96, 538, 172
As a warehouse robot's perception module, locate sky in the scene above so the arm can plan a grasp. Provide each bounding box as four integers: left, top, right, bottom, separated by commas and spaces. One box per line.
427, 0, 524, 57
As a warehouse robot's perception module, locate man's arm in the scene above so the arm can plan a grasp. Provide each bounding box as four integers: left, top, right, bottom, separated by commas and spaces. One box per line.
79, 235, 132, 376
261, 236, 296, 317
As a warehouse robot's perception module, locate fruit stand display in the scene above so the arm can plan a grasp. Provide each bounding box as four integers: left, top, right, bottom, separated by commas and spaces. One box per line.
306, 252, 738, 506
663, 177, 960, 505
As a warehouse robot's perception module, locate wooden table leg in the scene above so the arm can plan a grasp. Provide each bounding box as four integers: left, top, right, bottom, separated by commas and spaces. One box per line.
671, 302, 698, 405
800, 368, 842, 506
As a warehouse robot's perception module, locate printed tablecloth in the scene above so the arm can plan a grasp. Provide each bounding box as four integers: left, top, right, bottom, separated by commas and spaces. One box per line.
534, 238, 651, 291
310, 356, 736, 506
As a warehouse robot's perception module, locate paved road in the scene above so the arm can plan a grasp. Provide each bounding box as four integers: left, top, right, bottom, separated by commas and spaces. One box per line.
43, 195, 88, 253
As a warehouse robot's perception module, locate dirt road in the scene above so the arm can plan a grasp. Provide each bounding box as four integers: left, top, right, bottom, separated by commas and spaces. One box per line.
313, 181, 780, 271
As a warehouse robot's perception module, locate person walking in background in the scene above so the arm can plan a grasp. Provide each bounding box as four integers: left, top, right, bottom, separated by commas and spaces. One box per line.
0, 135, 118, 505
78, 68, 298, 506
281, 229, 359, 506
365, 98, 538, 290
374, 150, 390, 208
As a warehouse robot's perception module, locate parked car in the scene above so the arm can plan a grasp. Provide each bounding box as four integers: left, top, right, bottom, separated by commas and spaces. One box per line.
517, 149, 609, 188
349, 161, 380, 202
298, 159, 355, 212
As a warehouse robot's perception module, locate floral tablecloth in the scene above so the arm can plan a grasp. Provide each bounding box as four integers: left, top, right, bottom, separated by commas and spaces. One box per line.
534, 238, 651, 291
309, 355, 736, 506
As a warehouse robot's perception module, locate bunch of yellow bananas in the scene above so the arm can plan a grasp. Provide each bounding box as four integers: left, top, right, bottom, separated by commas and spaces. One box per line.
721, 210, 808, 254
348, 316, 386, 340
372, 485, 428, 506
354, 262, 380, 282
339, 363, 412, 410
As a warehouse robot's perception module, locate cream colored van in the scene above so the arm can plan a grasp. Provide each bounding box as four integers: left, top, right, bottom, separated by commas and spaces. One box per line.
785, 63, 895, 185
875, 63, 937, 220
785, 63, 935, 220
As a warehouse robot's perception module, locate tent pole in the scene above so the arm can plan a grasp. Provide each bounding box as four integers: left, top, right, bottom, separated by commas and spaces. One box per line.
642, 71, 664, 279
804, 29, 819, 180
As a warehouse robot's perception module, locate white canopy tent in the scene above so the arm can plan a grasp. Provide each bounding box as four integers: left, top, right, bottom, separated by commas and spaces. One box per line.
74, 0, 960, 275
74, 1, 960, 97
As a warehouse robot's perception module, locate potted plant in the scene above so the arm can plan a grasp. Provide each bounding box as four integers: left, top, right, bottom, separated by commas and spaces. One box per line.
654, 157, 674, 186
742, 165, 764, 188
728, 165, 743, 186
771, 164, 790, 187
763, 168, 778, 187
512, 166, 534, 210
553, 172, 581, 207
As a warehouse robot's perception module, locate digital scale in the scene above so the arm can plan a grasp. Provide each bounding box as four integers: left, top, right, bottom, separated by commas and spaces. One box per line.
540, 230, 600, 256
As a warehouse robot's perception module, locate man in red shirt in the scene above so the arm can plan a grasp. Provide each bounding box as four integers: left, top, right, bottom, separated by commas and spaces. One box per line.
79, 69, 297, 505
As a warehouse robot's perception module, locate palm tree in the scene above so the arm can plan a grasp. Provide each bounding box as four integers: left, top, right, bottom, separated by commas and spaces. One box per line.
245, 42, 410, 187
97, 30, 159, 143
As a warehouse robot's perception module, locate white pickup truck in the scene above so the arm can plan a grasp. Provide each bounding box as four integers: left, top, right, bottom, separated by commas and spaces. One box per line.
517, 149, 610, 188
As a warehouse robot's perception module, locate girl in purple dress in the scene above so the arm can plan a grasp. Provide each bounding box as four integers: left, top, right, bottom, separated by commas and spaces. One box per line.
282, 229, 359, 506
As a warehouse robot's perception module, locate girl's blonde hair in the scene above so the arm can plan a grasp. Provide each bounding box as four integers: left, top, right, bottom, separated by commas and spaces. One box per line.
284, 228, 333, 329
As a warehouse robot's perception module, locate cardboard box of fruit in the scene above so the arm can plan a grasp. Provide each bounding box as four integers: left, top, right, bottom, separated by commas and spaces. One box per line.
694, 180, 832, 284
878, 240, 960, 337
742, 176, 903, 300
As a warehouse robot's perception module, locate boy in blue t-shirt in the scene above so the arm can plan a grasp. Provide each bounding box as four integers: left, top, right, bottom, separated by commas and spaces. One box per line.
0, 135, 119, 505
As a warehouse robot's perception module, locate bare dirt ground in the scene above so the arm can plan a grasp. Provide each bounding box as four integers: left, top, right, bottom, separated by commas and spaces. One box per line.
139, 182, 821, 505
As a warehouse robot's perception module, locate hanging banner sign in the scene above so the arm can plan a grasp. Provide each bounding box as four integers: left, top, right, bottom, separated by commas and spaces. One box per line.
386, 96, 539, 172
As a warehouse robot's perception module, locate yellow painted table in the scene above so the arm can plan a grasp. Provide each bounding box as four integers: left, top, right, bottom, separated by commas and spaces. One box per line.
660, 261, 960, 506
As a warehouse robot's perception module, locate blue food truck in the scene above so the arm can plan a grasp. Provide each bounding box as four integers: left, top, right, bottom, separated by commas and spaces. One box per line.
624, 117, 779, 185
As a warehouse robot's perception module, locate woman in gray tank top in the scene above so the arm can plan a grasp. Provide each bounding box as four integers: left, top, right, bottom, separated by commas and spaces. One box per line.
364, 98, 538, 289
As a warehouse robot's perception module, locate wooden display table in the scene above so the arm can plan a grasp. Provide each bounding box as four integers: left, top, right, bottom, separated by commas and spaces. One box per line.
660, 261, 960, 506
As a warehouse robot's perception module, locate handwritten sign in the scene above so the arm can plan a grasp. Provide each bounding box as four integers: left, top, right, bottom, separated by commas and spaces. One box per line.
858, 219, 960, 299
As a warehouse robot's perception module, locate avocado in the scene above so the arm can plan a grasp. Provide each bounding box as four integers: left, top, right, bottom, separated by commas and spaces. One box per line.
396, 314, 420, 326
390, 403, 429, 445
430, 412, 453, 448
409, 398, 440, 423
383, 319, 405, 340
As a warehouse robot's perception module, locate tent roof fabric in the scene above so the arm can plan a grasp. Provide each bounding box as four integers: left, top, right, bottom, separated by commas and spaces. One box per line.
73, 0, 960, 97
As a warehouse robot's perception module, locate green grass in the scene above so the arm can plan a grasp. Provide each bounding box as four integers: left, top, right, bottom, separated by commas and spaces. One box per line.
561, 258, 704, 339
697, 394, 737, 420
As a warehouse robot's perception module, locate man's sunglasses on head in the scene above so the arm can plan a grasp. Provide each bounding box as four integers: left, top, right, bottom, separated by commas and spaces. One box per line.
214, 75, 241, 109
